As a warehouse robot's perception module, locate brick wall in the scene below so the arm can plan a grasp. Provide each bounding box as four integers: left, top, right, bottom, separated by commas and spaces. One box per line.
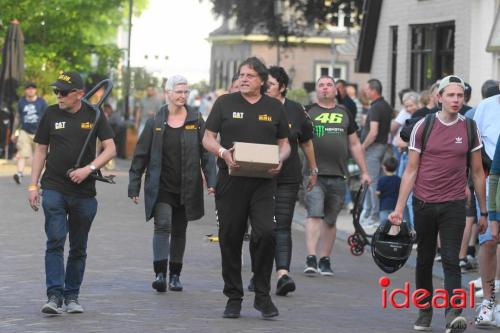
370, 0, 496, 107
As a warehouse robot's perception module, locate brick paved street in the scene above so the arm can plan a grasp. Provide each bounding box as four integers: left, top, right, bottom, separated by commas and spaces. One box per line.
0, 160, 483, 332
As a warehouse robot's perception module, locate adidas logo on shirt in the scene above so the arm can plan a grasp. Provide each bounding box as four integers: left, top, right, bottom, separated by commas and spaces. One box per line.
455, 137, 463, 144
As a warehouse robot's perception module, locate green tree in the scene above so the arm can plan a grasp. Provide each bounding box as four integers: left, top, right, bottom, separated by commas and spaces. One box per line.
0, 0, 148, 97
207, 0, 363, 36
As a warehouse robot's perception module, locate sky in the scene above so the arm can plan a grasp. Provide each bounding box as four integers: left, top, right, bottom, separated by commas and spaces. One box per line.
130, 0, 222, 83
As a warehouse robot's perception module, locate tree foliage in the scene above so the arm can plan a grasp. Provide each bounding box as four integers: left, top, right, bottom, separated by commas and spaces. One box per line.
207, 0, 364, 36
0, 0, 148, 96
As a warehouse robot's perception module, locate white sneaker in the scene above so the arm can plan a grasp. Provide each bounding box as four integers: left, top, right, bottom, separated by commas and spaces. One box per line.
469, 277, 482, 290
475, 299, 495, 327
470, 278, 500, 292
474, 280, 500, 298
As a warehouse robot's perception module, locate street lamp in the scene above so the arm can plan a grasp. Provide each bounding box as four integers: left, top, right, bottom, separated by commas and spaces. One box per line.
124, 0, 133, 121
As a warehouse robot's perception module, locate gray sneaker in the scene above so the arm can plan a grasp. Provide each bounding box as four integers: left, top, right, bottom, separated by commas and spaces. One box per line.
41, 295, 63, 315
65, 297, 84, 314
413, 308, 432, 331
445, 310, 467, 333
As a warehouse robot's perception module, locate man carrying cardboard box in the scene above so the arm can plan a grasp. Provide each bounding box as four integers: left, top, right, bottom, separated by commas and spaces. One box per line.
203, 57, 291, 319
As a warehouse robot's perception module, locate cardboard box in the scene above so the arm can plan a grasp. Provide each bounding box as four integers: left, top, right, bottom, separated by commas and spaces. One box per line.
229, 142, 279, 178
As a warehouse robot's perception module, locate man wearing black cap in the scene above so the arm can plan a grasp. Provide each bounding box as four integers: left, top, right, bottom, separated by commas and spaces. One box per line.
11, 82, 47, 184
29, 71, 116, 315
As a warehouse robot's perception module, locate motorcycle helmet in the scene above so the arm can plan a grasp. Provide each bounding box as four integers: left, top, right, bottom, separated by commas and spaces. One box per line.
371, 220, 416, 274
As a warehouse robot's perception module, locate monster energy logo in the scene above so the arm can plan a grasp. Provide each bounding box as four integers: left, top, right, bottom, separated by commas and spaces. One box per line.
315, 125, 325, 138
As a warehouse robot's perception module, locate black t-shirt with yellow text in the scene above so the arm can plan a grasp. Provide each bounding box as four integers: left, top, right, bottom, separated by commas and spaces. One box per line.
205, 92, 290, 170
34, 103, 114, 198
278, 98, 313, 184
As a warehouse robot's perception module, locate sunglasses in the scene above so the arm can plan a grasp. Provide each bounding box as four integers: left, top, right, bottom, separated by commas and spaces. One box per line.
53, 89, 76, 97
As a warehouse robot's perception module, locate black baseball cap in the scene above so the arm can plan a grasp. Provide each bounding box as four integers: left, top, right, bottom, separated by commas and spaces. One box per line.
25, 82, 37, 89
50, 71, 84, 90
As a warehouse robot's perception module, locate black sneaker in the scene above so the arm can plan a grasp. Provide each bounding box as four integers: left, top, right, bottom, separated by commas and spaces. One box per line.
318, 256, 334, 276
413, 308, 432, 331
276, 274, 296, 296
152, 273, 166, 292
13, 173, 21, 185
223, 298, 242, 318
168, 274, 183, 291
41, 295, 63, 315
248, 276, 255, 292
254, 297, 279, 318
304, 255, 318, 274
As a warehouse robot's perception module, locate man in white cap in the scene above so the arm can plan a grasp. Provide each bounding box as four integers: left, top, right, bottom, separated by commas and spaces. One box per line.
389, 75, 487, 333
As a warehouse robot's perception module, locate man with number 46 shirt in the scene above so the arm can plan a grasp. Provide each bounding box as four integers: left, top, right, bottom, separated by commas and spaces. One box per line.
303, 75, 371, 276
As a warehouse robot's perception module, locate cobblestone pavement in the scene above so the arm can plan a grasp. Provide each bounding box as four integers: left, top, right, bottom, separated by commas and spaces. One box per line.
0, 160, 483, 332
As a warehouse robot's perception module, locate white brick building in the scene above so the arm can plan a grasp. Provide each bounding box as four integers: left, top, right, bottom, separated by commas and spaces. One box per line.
358, 0, 500, 107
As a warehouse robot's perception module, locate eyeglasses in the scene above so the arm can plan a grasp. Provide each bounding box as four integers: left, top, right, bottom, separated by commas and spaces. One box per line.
173, 90, 190, 95
53, 89, 76, 97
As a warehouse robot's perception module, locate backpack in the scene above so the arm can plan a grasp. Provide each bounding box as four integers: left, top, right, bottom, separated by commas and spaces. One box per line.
409, 113, 475, 169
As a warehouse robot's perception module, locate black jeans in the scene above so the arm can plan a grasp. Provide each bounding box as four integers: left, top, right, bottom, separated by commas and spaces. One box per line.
413, 197, 466, 313
215, 170, 276, 301
275, 182, 300, 271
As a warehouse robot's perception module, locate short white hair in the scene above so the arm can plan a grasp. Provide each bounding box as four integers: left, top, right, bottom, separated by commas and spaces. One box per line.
165, 75, 188, 91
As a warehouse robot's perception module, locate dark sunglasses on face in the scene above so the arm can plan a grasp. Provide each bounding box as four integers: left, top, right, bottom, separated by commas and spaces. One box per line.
53, 89, 76, 97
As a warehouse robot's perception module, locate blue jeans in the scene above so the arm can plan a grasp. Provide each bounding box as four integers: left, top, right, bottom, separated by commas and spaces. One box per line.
362, 143, 386, 220
42, 189, 97, 299
379, 210, 391, 224
397, 151, 414, 229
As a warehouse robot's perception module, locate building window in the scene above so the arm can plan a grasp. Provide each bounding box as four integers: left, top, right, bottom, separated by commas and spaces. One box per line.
314, 63, 347, 82
410, 22, 454, 91
389, 26, 398, 107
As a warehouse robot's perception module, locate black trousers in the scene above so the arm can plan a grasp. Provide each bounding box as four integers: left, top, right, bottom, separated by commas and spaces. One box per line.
413, 197, 465, 313
216, 170, 276, 300
274, 182, 300, 271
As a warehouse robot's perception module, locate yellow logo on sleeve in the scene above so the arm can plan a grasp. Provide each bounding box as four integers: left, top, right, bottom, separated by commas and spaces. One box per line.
185, 124, 196, 130
259, 114, 272, 122
155, 127, 162, 131
81, 122, 92, 129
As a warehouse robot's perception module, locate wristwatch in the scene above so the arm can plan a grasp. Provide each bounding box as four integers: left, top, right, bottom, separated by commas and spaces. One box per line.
310, 167, 319, 175
480, 212, 488, 217
88, 164, 97, 171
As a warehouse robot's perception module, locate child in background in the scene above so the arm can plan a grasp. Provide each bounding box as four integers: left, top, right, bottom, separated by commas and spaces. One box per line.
376, 157, 401, 224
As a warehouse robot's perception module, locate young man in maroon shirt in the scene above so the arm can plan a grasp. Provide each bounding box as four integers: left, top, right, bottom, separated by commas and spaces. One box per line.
389, 75, 487, 333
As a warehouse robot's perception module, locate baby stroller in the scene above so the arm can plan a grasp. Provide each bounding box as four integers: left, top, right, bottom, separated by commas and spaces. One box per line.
347, 184, 371, 256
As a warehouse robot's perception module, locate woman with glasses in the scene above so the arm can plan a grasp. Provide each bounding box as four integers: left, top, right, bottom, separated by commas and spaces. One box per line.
128, 75, 216, 293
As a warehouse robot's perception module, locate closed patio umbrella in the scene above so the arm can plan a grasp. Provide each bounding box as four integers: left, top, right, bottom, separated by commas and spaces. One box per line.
0, 19, 24, 158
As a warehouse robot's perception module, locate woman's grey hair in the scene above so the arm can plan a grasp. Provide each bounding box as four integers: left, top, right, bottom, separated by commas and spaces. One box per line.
165, 75, 188, 91
402, 91, 420, 105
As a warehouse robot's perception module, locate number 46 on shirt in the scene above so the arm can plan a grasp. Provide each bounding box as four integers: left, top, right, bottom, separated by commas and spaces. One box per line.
314, 113, 343, 124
